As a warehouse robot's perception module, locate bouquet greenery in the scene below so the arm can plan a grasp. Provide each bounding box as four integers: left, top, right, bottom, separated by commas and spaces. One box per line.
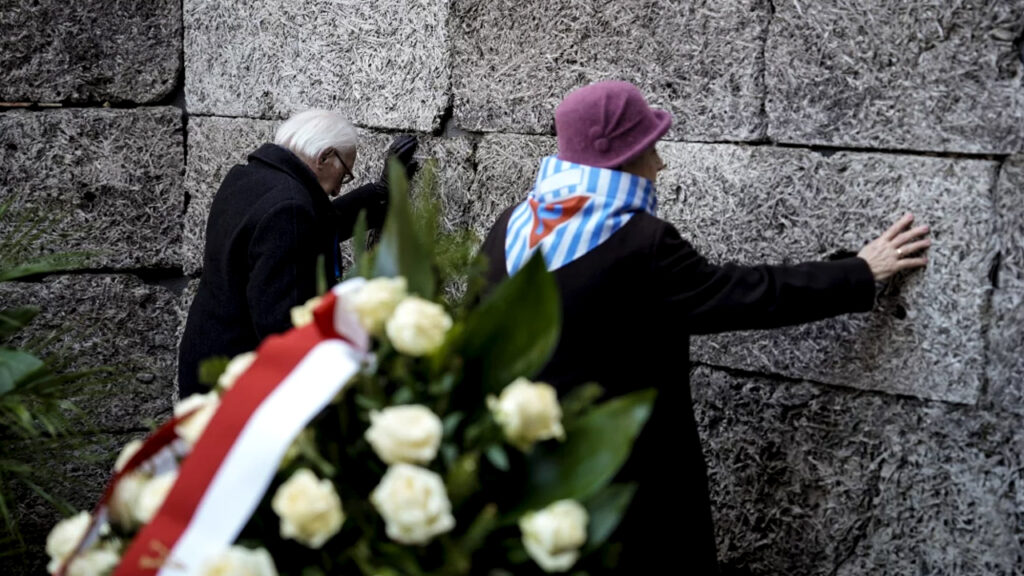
45, 162, 654, 576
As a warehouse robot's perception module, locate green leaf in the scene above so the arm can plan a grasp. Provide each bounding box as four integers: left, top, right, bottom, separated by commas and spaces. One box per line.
583, 483, 637, 551
485, 443, 510, 471
197, 356, 231, 389
514, 389, 656, 513
0, 348, 45, 395
0, 307, 39, 341
0, 251, 91, 282
453, 252, 560, 395
442, 411, 465, 438
350, 209, 370, 279
372, 158, 435, 299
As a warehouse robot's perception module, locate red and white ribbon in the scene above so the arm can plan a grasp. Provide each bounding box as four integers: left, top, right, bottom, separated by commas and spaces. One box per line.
60, 280, 370, 575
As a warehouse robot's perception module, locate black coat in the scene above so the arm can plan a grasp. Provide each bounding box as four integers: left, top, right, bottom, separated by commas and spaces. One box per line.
178, 144, 387, 398
479, 207, 875, 574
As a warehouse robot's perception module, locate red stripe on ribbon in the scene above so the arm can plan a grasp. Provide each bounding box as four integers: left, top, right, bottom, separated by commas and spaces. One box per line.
114, 322, 325, 575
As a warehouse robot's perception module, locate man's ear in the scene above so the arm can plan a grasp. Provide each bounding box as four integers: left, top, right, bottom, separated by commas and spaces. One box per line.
317, 148, 334, 168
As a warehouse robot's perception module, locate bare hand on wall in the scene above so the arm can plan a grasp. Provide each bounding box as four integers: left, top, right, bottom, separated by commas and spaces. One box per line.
858, 213, 931, 281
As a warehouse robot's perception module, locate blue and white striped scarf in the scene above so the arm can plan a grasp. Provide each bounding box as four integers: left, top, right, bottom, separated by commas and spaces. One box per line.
505, 155, 657, 275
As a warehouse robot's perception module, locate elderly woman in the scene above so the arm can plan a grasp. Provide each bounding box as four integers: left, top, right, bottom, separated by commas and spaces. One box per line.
478, 81, 930, 573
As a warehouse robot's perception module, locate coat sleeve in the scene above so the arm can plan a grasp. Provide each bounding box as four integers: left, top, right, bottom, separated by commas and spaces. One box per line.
654, 223, 877, 335
246, 200, 320, 340
331, 183, 388, 240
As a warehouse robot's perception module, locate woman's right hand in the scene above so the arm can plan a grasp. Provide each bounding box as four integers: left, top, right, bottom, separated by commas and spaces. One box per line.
857, 213, 931, 281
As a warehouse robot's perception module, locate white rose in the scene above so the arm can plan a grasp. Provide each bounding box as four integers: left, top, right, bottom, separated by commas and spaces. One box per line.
384, 297, 453, 357
109, 473, 147, 530
348, 276, 408, 335
487, 378, 565, 451
113, 439, 143, 473
217, 351, 257, 390
66, 547, 120, 576
270, 468, 345, 549
46, 511, 92, 574
370, 463, 455, 545
365, 405, 443, 465
133, 471, 177, 525
289, 296, 323, 328
519, 500, 589, 573
174, 392, 220, 447
200, 546, 278, 576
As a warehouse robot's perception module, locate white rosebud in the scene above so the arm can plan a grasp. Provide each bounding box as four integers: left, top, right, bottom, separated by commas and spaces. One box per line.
200, 546, 278, 576
348, 276, 408, 335
519, 500, 589, 573
46, 511, 92, 574
487, 378, 565, 451
270, 468, 345, 549
385, 297, 453, 357
289, 296, 323, 328
217, 351, 257, 390
66, 547, 120, 576
113, 439, 143, 473
133, 471, 177, 525
365, 405, 443, 465
174, 392, 220, 447
109, 473, 148, 530
370, 463, 455, 545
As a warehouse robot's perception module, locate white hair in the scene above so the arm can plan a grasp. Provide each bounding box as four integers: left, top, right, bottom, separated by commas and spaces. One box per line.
274, 109, 358, 161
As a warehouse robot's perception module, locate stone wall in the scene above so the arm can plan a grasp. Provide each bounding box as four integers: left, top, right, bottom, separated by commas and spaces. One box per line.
1, 1, 1022, 574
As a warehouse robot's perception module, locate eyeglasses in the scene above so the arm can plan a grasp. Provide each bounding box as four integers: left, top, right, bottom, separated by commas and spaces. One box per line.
331, 149, 355, 185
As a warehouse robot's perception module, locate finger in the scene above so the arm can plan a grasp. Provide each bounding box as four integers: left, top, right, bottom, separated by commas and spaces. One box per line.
896, 256, 928, 269
883, 213, 914, 240
898, 239, 931, 255
893, 225, 930, 245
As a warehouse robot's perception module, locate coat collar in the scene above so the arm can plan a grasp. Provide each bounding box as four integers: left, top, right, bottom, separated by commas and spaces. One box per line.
248, 143, 335, 216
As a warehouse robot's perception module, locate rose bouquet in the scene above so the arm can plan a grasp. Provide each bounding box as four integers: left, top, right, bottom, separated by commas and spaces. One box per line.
46, 162, 655, 576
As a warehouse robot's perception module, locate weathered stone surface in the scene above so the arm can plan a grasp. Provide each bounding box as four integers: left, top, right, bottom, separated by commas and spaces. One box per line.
692, 366, 1020, 576
451, 0, 768, 141
0, 1, 181, 103
986, 155, 1024, 416
7, 432, 139, 576
766, 0, 1024, 154
184, 116, 476, 275
662, 144, 997, 404
0, 274, 178, 431
175, 278, 201, 403
183, 0, 449, 131
0, 108, 184, 269
468, 135, 996, 403
468, 134, 557, 240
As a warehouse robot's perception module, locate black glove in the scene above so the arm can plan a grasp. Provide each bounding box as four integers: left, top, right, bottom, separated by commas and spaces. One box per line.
379, 134, 420, 186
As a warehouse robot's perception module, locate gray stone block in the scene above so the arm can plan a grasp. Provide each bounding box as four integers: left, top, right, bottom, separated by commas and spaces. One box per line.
766, 0, 1024, 154
0, 108, 184, 270
656, 143, 997, 404
692, 366, 1020, 576
0, 274, 178, 432
0, 1, 181, 103
986, 155, 1024, 415
184, 116, 476, 275
451, 0, 768, 141
468, 134, 557, 240
183, 0, 449, 131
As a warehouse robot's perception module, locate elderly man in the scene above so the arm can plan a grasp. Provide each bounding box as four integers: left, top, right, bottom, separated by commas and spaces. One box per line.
478, 81, 930, 573
178, 109, 417, 398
